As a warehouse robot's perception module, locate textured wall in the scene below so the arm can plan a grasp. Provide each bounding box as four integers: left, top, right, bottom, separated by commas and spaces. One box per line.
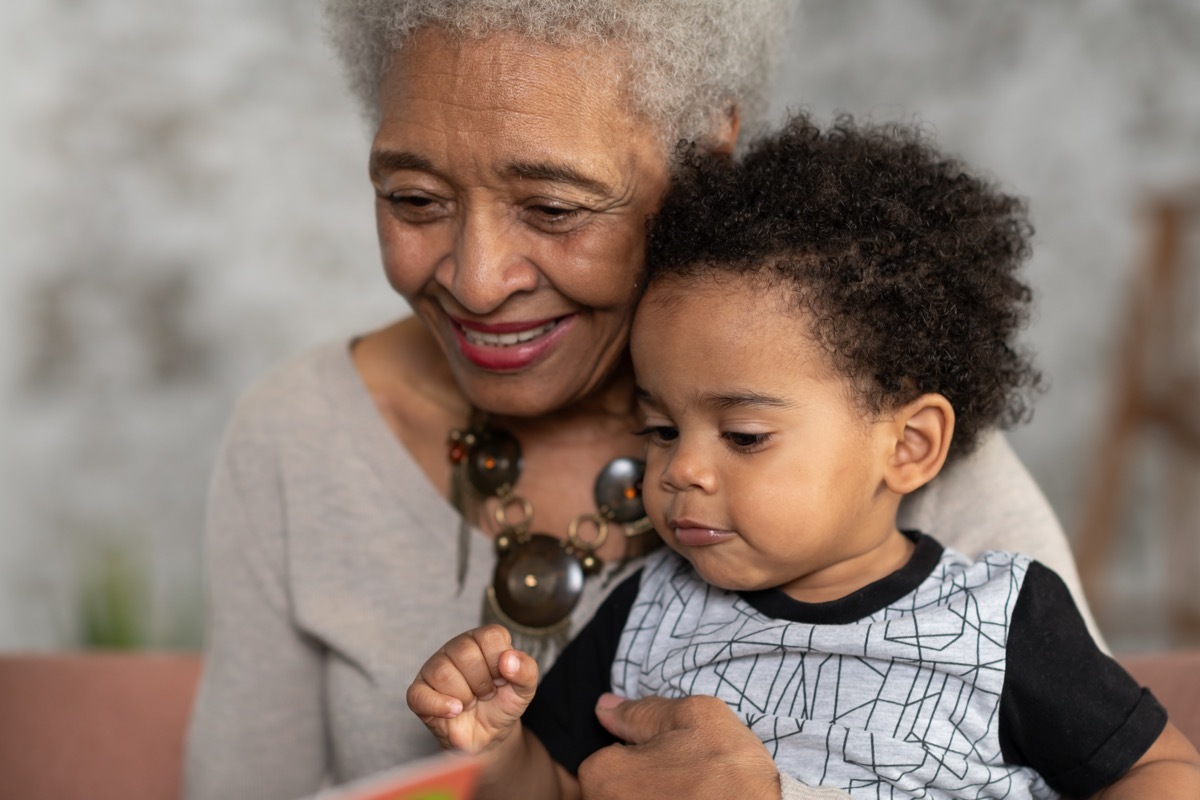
2, 0, 1198, 649
1, 0, 394, 646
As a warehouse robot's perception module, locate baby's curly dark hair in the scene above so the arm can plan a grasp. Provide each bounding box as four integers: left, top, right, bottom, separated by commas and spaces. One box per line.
645, 113, 1042, 461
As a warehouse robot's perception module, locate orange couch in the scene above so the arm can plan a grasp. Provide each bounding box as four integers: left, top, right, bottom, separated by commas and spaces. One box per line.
0, 653, 201, 800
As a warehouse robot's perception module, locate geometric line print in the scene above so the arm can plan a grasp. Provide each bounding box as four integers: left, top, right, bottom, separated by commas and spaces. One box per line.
611, 548, 1057, 799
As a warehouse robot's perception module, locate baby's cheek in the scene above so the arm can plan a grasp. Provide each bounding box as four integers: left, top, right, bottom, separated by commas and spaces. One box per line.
640, 467, 669, 524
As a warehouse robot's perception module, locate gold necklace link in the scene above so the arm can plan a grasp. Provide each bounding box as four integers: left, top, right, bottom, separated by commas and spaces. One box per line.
492, 491, 534, 540
567, 512, 610, 553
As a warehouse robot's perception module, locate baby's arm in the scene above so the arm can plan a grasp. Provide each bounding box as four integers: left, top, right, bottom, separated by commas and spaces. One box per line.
1088, 723, 1200, 798
406, 624, 579, 800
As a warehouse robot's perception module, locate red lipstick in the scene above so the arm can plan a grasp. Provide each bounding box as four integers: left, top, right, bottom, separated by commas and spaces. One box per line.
450, 314, 573, 371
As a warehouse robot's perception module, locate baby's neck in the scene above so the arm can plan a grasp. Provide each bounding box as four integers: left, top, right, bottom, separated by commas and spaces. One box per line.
779, 527, 917, 604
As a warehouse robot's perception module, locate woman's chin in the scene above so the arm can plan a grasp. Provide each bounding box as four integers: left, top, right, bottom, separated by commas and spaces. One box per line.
452, 351, 633, 420
453, 371, 584, 419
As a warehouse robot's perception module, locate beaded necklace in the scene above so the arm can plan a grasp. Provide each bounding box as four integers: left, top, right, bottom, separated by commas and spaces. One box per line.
448, 412, 656, 661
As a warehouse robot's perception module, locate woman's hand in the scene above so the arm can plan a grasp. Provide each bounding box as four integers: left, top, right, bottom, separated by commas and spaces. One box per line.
578, 693, 782, 800
405, 624, 538, 755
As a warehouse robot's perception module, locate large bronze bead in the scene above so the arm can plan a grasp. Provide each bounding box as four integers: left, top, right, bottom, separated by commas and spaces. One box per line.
466, 427, 523, 496
491, 534, 584, 629
594, 456, 646, 523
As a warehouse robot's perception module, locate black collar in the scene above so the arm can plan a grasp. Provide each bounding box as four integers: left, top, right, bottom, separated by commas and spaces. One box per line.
737, 531, 944, 625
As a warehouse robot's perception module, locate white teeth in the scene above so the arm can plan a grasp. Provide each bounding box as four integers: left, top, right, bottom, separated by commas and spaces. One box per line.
461, 320, 558, 347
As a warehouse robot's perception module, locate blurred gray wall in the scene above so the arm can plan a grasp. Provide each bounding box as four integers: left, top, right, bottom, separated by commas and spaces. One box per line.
2, 0, 1198, 649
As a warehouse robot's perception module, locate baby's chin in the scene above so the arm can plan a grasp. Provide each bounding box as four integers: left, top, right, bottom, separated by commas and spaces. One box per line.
676, 553, 781, 594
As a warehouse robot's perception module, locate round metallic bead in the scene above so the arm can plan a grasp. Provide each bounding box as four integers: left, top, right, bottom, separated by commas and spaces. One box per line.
466, 427, 523, 496
492, 534, 585, 629
594, 456, 646, 523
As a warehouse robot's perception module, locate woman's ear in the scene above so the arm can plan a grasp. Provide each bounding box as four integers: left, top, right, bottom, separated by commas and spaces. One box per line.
883, 394, 955, 496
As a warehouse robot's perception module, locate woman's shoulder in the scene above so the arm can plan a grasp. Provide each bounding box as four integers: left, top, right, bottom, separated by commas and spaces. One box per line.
226, 338, 361, 444
212, 325, 459, 502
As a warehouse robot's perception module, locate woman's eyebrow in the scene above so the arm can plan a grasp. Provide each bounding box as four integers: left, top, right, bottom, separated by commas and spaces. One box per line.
368, 149, 434, 179
503, 159, 613, 195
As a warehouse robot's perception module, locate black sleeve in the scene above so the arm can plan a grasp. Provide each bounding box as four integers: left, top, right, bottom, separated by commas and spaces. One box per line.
522, 569, 642, 775
999, 561, 1167, 797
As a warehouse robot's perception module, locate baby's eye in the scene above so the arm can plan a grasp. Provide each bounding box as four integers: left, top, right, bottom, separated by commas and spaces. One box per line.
634, 425, 679, 445
722, 431, 771, 451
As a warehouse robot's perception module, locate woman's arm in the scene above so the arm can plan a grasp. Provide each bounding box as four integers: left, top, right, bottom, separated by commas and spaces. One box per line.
897, 429, 1106, 646
182, 426, 327, 800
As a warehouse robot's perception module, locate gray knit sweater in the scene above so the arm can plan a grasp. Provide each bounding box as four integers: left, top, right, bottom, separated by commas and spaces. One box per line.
183, 340, 1095, 800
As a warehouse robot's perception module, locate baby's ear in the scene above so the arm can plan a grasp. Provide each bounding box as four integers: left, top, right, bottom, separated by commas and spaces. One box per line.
883, 394, 954, 495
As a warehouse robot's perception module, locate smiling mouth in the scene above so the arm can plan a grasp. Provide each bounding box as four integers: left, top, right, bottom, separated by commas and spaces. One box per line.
457, 319, 561, 347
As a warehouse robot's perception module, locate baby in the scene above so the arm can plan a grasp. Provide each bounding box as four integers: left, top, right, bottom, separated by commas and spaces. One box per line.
406, 114, 1200, 799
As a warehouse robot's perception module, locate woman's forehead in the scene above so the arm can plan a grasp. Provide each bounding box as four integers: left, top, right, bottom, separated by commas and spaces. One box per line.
373, 28, 669, 183
381, 29, 642, 131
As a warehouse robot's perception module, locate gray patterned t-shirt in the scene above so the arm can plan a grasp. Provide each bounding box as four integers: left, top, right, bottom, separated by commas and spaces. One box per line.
524, 533, 1165, 799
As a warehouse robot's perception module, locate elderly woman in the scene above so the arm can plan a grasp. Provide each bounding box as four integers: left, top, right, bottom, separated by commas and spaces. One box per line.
183, 2, 1096, 799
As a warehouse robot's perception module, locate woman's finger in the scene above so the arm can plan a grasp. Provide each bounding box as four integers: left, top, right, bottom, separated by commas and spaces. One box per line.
592, 692, 695, 744
581, 694, 780, 800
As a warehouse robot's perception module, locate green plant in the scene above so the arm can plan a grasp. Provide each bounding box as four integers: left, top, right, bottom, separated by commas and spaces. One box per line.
78, 541, 150, 649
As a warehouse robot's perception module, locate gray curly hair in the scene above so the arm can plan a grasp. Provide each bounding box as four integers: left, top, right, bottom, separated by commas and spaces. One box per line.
322, 0, 791, 150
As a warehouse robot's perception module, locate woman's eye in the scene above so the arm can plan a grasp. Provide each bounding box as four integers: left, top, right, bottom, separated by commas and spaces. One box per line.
386, 193, 431, 207
381, 192, 445, 221
526, 204, 585, 229
634, 425, 679, 445
723, 431, 770, 450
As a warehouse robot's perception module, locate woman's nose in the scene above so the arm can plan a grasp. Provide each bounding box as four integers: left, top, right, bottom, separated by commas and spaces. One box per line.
437, 208, 539, 314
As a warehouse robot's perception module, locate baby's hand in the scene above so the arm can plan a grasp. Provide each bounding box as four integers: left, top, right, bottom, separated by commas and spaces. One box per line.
406, 624, 538, 755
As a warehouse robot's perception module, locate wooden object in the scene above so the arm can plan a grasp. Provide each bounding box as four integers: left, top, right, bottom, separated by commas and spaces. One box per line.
1075, 188, 1200, 640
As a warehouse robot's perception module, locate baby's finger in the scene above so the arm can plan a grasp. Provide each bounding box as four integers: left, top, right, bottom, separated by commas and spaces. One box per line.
444, 625, 512, 699
406, 678, 464, 720
497, 648, 539, 704
416, 650, 477, 705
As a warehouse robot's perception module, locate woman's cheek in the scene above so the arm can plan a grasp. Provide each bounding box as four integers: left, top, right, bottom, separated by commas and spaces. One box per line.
378, 224, 444, 299
544, 229, 645, 310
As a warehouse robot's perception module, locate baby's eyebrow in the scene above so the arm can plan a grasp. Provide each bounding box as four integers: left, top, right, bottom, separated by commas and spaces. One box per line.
703, 391, 796, 411
636, 385, 795, 410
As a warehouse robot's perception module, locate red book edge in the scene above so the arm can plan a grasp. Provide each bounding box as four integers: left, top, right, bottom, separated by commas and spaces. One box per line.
309, 752, 482, 800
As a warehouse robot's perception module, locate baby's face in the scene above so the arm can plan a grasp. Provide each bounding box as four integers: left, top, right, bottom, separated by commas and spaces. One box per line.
630, 275, 908, 602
